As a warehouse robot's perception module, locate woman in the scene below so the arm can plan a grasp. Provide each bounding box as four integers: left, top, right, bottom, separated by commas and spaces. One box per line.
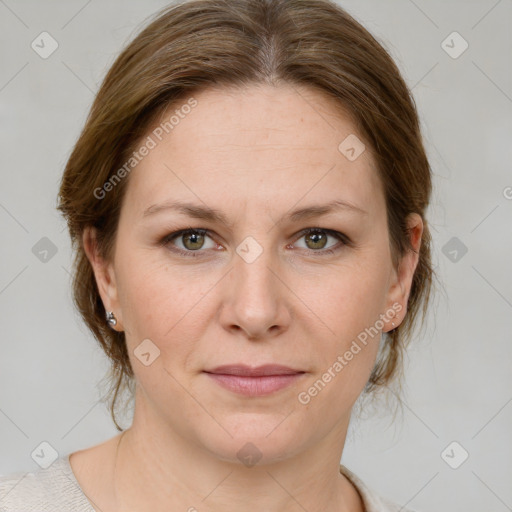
0, 0, 434, 510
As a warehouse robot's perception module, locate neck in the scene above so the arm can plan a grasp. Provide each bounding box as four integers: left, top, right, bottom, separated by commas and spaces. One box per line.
109, 394, 364, 512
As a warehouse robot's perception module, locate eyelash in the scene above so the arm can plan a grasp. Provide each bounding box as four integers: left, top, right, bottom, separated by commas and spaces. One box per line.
159, 227, 351, 258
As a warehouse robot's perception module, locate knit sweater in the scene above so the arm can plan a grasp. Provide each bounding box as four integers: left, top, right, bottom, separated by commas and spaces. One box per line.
0, 454, 414, 511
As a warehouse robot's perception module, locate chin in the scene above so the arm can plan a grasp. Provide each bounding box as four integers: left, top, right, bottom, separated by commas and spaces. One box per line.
196, 412, 308, 467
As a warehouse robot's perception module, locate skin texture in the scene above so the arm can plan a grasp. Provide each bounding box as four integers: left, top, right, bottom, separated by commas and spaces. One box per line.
75, 83, 422, 512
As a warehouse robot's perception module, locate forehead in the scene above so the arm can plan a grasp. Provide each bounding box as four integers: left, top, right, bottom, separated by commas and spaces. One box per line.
123, 83, 384, 219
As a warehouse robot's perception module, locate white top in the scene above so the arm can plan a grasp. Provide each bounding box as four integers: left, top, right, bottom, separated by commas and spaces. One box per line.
0, 454, 415, 511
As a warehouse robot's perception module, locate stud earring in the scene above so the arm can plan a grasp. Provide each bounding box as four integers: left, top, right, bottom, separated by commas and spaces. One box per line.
106, 311, 117, 327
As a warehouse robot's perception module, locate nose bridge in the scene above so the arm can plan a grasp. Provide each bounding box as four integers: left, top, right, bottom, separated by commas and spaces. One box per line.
234, 233, 278, 305
223, 233, 288, 338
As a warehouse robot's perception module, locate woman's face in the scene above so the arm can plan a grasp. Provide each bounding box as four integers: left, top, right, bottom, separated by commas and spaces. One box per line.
87, 83, 421, 464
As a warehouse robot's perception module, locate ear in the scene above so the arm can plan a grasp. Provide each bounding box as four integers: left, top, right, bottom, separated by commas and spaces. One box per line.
82, 226, 123, 331
383, 212, 423, 332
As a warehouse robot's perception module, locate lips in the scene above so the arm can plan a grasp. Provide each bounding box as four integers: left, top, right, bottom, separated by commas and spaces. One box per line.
204, 364, 304, 377
203, 364, 306, 396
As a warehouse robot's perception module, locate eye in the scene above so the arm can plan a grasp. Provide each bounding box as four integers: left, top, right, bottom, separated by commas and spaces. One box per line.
292, 227, 348, 255
162, 228, 217, 256
160, 226, 350, 258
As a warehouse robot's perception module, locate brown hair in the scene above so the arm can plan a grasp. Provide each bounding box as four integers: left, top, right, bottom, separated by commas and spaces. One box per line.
57, 0, 436, 431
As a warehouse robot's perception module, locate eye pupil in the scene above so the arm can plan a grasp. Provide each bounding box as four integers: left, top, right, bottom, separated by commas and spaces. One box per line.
183, 231, 204, 250
305, 230, 327, 250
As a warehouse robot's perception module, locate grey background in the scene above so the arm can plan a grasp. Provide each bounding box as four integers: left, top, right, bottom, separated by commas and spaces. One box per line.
1, 1, 511, 510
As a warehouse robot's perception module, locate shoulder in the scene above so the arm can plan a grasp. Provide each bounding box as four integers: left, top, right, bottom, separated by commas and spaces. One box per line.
0, 456, 95, 512
340, 465, 419, 512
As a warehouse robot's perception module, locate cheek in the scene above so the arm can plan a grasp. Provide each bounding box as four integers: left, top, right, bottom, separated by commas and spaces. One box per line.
299, 272, 386, 411
312, 258, 390, 333
303, 258, 390, 392
113, 253, 166, 337
116, 256, 213, 355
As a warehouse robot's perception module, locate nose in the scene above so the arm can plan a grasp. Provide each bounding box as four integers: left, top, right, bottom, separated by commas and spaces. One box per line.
218, 242, 292, 341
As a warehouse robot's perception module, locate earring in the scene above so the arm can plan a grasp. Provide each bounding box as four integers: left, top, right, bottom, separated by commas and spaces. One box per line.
106, 311, 117, 327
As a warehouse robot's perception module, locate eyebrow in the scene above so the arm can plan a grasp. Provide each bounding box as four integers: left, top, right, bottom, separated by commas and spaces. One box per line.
142, 199, 368, 226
